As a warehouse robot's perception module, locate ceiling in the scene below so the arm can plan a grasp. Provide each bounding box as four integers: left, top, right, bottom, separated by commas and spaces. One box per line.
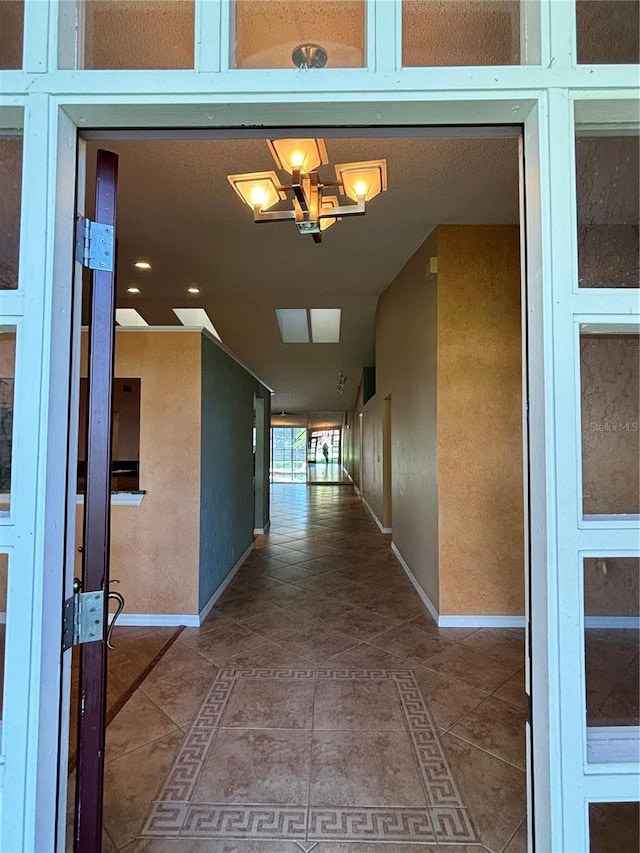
85, 134, 521, 422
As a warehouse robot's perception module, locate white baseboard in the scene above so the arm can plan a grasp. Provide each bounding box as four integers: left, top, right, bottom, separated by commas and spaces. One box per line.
585, 616, 640, 629
112, 612, 200, 627
438, 614, 526, 628
391, 542, 526, 629
353, 484, 361, 496
362, 498, 392, 534
391, 542, 439, 624
110, 542, 254, 629
198, 541, 254, 625
587, 726, 640, 764
254, 521, 270, 535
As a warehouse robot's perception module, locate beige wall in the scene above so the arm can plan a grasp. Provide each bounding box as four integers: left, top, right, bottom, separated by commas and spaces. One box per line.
372, 229, 440, 608
354, 225, 524, 617
76, 331, 201, 615
437, 226, 524, 615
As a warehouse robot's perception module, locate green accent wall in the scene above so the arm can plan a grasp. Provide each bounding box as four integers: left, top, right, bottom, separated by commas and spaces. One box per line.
199, 335, 265, 610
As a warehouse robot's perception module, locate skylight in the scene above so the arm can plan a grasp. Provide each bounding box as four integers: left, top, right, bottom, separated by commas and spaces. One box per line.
172, 308, 221, 340
310, 308, 341, 343
115, 308, 148, 327
275, 309, 310, 343
275, 308, 342, 344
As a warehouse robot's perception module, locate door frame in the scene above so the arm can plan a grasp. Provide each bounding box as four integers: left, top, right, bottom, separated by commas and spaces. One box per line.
1, 90, 637, 853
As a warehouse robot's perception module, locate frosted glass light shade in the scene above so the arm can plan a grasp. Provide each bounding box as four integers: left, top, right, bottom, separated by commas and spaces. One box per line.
227, 171, 284, 210
335, 159, 387, 201
267, 138, 329, 174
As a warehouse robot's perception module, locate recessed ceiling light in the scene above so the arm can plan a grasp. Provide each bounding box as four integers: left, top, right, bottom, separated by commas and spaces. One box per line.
127, 286, 141, 294
187, 286, 200, 294
134, 260, 151, 270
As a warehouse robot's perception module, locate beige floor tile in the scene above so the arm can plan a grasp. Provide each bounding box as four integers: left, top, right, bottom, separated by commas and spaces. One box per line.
321, 642, 409, 669
441, 732, 526, 853
278, 596, 356, 621
460, 629, 525, 669
413, 666, 489, 732
322, 607, 399, 641
368, 621, 458, 664
502, 817, 528, 853
589, 803, 640, 853
282, 626, 359, 663
122, 838, 304, 852
103, 729, 184, 849
181, 622, 267, 664
220, 677, 315, 729
492, 668, 529, 711
410, 614, 480, 642
425, 644, 519, 693
312, 846, 479, 853
212, 594, 285, 621
240, 607, 315, 640
449, 695, 528, 770
193, 728, 312, 804
138, 645, 218, 727
220, 640, 315, 668
106, 689, 180, 762
313, 679, 407, 731
261, 583, 316, 606
310, 730, 427, 808
264, 563, 317, 583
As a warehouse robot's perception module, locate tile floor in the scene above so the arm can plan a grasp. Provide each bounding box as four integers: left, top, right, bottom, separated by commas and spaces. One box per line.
100, 484, 533, 852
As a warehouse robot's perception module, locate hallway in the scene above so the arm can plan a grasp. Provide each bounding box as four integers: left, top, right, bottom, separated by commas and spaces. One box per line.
100, 484, 528, 852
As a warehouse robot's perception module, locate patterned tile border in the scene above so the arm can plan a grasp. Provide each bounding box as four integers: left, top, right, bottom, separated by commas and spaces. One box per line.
141, 668, 479, 845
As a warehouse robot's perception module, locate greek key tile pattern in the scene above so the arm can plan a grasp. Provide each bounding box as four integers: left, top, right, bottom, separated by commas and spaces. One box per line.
141, 668, 479, 845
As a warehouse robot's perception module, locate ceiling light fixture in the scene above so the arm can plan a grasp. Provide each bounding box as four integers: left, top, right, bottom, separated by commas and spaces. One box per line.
187, 286, 200, 294
126, 286, 141, 294
134, 260, 151, 270
336, 371, 347, 394
228, 139, 387, 244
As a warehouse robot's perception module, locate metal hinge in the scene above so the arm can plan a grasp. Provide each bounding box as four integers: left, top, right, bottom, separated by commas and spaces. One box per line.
62, 579, 104, 651
75, 216, 114, 271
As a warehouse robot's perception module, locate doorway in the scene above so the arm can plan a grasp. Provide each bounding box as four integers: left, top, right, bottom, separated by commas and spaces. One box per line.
63, 127, 531, 852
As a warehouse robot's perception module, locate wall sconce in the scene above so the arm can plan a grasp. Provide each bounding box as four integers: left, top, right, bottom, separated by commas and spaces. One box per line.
228, 139, 387, 243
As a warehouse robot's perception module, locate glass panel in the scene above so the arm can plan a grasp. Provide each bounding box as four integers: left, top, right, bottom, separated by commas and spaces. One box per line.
81, 0, 194, 69
581, 333, 640, 516
232, 1, 365, 69
270, 427, 307, 482
577, 1, 640, 65
0, 554, 7, 723
0, 1, 23, 69
584, 558, 639, 744
576, 133, 639, 289
0, 135, 23, 291
590, 802, 640, 851
402, 0, 520, 67
0, 330, 16, 515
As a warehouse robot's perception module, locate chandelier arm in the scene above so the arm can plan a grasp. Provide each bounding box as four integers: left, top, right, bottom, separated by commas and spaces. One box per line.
320, 200, 366, 218
253, 208, 297, 223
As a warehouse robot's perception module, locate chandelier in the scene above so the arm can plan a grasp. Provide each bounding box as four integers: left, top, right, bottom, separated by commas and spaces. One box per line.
227, 138, 387, 243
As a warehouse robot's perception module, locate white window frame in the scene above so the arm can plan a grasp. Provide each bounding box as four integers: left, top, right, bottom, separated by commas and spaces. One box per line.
0, 1, 638, 850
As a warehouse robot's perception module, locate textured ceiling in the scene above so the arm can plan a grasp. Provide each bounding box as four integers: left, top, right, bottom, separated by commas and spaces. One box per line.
85, 135, 520, 417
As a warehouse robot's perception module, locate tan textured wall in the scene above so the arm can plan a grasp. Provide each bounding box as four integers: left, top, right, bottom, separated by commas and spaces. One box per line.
75, 331, 201, 615
361, 394, 384, 525
403, 0, 520, 66
375, 230, 440, 608
437, 225, 524, 615
581, 335, 640, 515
